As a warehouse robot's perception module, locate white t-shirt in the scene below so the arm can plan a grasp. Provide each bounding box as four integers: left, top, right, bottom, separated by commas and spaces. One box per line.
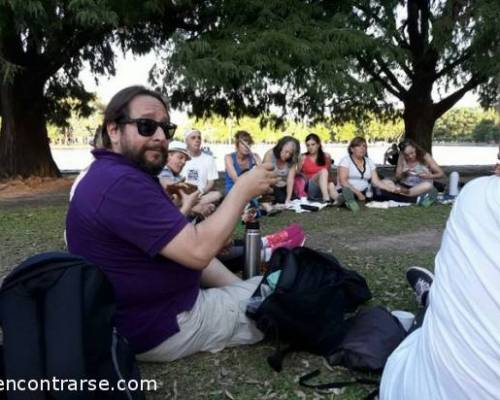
180, 152, 218, 193
380, 176, 500, 400
337, 155, 376, 191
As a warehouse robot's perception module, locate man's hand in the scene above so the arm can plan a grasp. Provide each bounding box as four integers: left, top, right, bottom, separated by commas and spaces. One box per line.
235, 162, 278, 200
180, 189, 201, 211
193, 203, 216, 217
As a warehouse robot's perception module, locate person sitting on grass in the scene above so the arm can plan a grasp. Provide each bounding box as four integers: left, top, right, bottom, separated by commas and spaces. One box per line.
394, 139, 444, 197
181, 128, 222, 207
263, 136, 301, 204
295, 133, 339, 203
66, 85, 279, 362
337, 136, 395, 212
160, 140, 215, 219
224, 130, 262, 193
380, 144, 500, 399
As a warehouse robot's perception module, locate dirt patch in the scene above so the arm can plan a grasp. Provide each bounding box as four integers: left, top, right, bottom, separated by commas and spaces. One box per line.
342, 229, 442, 252
0, 177, 73, 207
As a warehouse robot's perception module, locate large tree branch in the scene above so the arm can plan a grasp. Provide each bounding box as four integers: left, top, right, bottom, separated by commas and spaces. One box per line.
433, 77, 481, 119
434, 50, 472, 80
374, 55, 408, 95
407, 0, 423, 58
358, 57, 405, 101
420, 0, 430, 49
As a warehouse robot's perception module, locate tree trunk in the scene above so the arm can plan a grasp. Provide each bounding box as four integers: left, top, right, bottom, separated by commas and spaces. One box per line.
403, 78, 437, 154
0, 72, 60, 179
402, 103, 436, 154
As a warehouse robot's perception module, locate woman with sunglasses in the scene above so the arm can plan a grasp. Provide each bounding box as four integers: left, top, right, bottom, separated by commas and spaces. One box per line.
263, 136, 301, 204
295, 133, 338, 203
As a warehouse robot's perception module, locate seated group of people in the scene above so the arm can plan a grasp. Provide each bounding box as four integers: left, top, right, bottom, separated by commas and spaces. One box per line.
159, 125, 446, 219
65, 86, 499, 400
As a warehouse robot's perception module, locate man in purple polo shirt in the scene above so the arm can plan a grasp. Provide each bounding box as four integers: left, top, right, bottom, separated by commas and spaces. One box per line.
66, 86, 277, 361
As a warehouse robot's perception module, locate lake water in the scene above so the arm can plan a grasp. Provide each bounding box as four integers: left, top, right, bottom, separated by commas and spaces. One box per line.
51, 143, 498, 172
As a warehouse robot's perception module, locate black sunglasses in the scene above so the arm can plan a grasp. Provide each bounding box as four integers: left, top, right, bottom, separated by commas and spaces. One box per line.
119, 118, 177, 139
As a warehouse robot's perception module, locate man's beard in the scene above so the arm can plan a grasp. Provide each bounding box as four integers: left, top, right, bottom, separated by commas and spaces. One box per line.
122, 142, 168, 176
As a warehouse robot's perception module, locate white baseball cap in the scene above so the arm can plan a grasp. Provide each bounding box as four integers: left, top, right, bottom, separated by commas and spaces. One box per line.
184, 128, 201, 140
168, 141, 191, 160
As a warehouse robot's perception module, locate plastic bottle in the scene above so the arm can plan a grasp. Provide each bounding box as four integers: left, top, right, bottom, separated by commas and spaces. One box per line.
365, 182, 373, 199
244, 221, 261, 279
448, 171, 460, 197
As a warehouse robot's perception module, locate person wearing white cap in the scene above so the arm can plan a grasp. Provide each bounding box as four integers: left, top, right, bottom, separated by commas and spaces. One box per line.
159, 140, 216, 218
181, 128, 222, 205
160, 140, 191, 183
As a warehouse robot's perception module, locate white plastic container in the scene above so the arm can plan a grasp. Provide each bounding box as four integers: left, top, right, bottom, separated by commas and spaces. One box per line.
448, 171, 460, 196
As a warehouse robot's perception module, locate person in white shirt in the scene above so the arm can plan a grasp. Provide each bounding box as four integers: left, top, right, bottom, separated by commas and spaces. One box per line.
181, 128, 222, 206
337, 136, 395, 212
380, 146, 500, 399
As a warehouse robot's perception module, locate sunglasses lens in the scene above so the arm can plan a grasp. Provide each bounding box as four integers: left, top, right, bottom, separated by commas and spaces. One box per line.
163, 123, 176, 139
137, 119, 157, 136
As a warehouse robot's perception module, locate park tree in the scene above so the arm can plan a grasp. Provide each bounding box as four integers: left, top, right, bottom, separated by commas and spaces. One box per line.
156, 0, 500, 152
0, 0, 212, 178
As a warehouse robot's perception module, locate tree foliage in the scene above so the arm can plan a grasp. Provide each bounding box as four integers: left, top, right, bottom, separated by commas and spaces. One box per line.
155, 0, 500, 152
0, 0, 213, 178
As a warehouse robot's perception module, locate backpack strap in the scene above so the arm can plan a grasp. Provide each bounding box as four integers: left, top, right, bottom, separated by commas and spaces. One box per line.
274, 251, 299, 292
267, 344, 295, 372
299, 369, 379, 400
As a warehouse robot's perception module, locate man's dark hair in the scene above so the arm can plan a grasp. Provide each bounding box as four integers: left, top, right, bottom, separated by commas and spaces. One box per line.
99, 86, 169, 148
272, 135, 300, 165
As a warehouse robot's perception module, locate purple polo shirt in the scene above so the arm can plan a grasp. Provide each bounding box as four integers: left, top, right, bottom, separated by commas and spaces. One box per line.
66, 149, 200, 353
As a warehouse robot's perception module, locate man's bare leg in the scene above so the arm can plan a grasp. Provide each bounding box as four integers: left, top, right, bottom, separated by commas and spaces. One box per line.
201, 257, 241, 288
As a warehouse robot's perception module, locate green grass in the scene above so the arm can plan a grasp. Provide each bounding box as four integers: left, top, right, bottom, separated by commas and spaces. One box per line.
0, 201, 451, 399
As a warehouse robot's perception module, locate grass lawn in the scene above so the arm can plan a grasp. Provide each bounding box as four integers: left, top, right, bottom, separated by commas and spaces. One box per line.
0, 199, 452, 399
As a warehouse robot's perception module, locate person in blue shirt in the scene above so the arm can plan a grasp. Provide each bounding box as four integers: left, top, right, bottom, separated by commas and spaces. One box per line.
224, 130, 262, 193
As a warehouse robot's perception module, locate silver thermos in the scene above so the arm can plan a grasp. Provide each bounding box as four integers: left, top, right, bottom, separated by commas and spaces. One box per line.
244, 221, 261, 279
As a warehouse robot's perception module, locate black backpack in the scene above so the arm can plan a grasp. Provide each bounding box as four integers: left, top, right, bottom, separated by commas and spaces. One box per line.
299, 306, 407, 399
0, 252, 145, 400
327, 305, 407, 372
247, 247, 372, 371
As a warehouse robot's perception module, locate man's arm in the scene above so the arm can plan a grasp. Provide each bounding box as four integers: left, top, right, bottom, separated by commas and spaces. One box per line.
160, 163, 277, 269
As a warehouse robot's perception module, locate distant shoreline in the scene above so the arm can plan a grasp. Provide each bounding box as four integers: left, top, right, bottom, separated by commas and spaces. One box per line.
50, 141, 498, 150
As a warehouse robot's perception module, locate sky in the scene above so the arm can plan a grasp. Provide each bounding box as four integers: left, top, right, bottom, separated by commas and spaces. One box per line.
79, 51, 480, 115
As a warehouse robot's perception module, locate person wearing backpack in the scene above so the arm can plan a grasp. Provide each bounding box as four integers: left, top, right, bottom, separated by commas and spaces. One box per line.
66, 85, 279, 362
380, 147, 500, 400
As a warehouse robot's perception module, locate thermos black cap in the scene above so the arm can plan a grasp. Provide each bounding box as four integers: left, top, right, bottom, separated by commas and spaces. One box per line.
245, 221, 260, 229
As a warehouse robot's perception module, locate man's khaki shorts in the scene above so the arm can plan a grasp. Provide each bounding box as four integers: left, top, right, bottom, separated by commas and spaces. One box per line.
137, 276, 264, 362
